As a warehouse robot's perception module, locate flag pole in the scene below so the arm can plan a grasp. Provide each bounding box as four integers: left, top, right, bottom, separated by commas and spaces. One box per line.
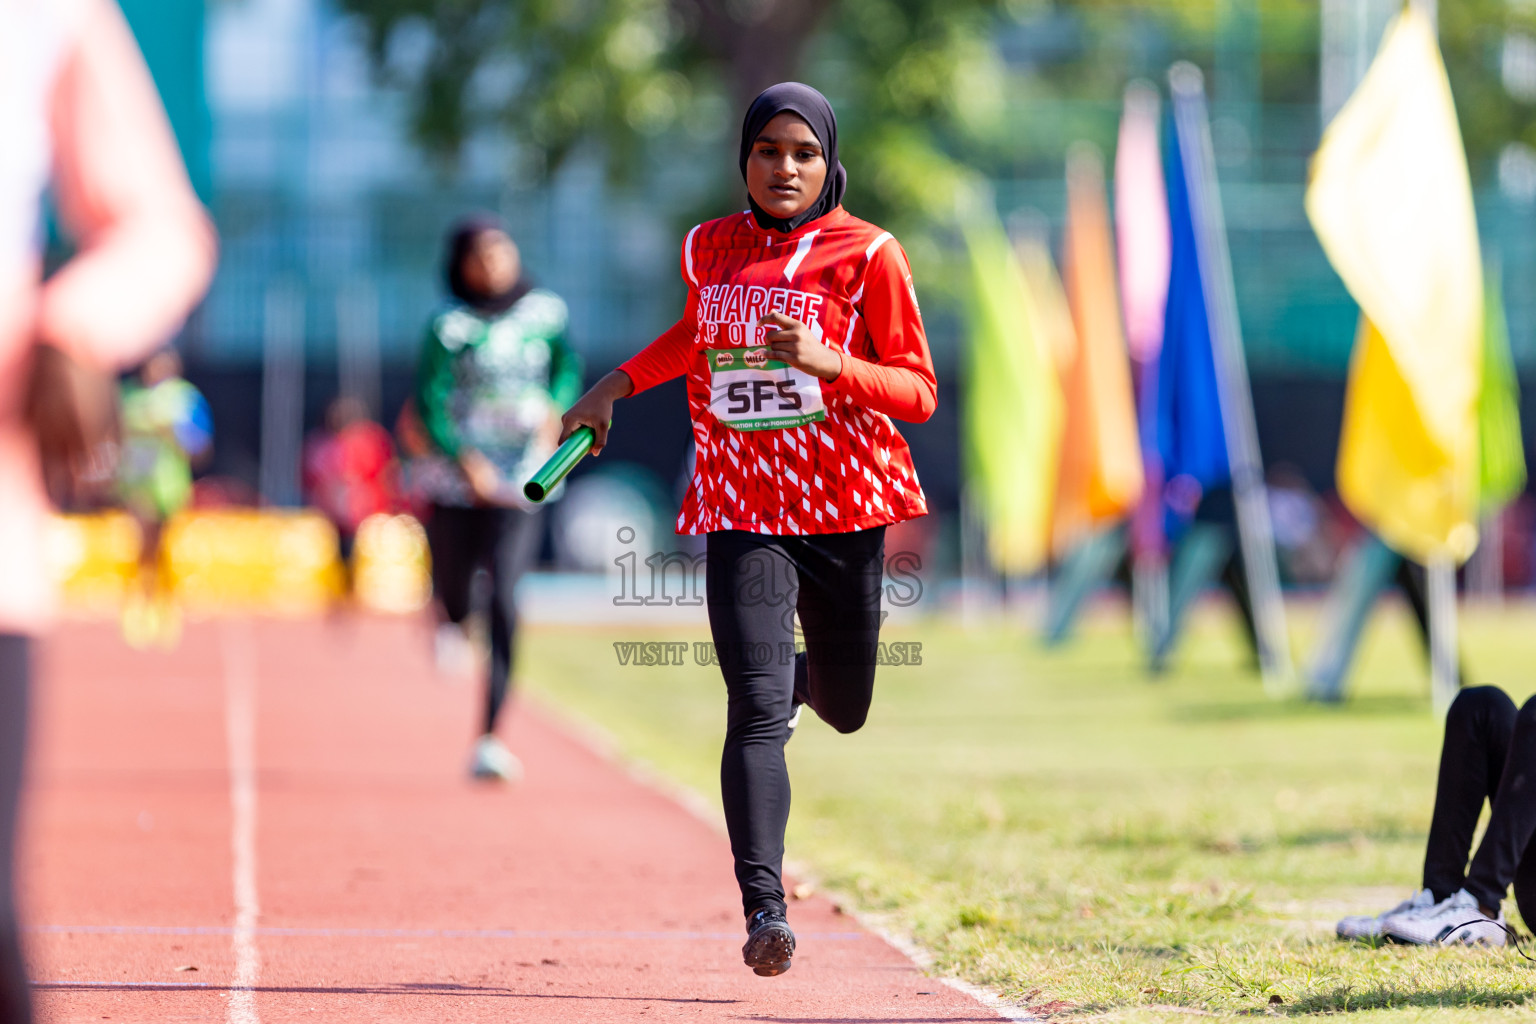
1427, 552, 1459, 715
1168, 63, 1294, 692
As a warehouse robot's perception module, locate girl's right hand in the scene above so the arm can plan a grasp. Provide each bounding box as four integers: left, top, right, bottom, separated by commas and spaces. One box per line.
560, 370, 634, 455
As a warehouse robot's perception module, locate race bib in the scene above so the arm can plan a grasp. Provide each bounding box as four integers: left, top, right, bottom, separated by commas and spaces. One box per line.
706, 346, 826, 431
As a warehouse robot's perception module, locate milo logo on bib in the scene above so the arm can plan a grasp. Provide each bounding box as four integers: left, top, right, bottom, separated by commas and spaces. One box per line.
705, 346, 826, 432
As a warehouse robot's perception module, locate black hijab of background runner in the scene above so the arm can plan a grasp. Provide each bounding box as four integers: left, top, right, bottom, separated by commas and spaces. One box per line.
445, 213, 532, 315
738, 82, 848, 234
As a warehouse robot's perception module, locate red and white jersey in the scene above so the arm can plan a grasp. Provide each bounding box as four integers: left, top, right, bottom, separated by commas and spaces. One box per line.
619, 205, 936, 536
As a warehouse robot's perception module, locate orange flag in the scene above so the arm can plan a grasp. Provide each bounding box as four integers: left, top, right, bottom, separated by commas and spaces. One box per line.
1053, 143, 1145, 555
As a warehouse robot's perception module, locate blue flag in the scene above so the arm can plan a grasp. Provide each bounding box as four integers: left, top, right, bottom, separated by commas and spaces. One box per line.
1154, 115, 1230, 501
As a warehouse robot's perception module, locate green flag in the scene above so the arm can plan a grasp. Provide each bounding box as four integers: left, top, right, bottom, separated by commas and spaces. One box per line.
961, 208, 1064, 574
1478, 264, 1526, 512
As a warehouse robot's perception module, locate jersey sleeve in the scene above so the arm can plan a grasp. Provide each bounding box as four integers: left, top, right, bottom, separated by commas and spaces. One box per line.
545, 301, 584, 409
414, 318, 463, 458
617, 229, 701, 394
835, 239, 937, 422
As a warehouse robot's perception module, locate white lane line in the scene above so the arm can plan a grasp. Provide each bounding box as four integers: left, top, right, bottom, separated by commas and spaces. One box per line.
30, 923, 867, 941
33, 981, 213, 990
836, 910, 1040, 1022
221, 620, 260, 1024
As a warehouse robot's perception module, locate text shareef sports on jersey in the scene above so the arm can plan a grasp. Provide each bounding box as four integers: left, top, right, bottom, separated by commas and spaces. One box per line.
699, 283, 829, 432
697, 283, 826, 339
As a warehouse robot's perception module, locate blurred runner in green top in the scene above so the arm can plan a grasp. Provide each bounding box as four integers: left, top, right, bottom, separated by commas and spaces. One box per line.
416, 217, 582, 507
119, 348, 211, 518
416, 215, 581, 783
118, 347, 212, 648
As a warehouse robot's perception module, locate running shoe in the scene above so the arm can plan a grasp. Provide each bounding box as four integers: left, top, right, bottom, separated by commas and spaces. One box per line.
1336, 888, 1434, 941
435, 623, 475, 676
742, 905, 795, 976
787, 703, 803, 732
1381, 888, 1507, 947
469, 734, 523, 782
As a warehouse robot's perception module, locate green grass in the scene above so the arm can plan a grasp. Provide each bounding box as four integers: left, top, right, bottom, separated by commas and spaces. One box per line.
521, 600, 1536, 1020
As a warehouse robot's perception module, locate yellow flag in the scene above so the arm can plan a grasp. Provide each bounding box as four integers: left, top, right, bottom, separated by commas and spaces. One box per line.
961, 207, 1064, 574
1054, 144, 1144, 555
1015, 231, 1077, 377
1306, 8, 1482, 562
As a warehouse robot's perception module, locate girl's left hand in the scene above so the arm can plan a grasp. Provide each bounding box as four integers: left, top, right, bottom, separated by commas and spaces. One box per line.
759, 312, 842, 382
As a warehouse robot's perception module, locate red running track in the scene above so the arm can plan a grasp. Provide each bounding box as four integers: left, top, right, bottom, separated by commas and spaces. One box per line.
20, 618, 1011, 1023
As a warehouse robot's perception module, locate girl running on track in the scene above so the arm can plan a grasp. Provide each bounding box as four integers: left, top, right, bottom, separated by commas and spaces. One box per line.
415, 216, 582, 782
117, 347, 213, 648
561, 82, 936, 977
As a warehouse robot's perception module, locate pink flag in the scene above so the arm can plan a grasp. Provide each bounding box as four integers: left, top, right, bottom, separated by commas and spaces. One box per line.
1114, 80, 1171, 562
1114, 80, 1171, 365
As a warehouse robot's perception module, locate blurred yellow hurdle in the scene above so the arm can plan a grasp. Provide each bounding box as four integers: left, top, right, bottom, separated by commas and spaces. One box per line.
48, 510, 432, 617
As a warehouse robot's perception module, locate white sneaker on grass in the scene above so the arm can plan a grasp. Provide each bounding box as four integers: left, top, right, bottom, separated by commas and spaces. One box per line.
1381, 888, 1506, 947
469, 735, 523, 782
1336, 888, 1434, 941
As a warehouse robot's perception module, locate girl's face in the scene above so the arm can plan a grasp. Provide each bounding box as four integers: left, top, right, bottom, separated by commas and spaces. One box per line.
460, 229, 521, 297
745, 112, 828, 223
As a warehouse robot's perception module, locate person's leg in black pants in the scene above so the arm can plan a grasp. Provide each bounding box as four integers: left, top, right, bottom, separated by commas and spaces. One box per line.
1512, 842, 1536, 934
1340, 686, 1528, 942
792, 528, 886, 735
1397, 559, 1432, 656
483, 508, 542, 735
1464, 694, 1536, 915
0, 636, 32, 1024
707, 528, 887, 919
426, 504, 484, 632
1421, 686, 1517, 901
709, 532, 798, 919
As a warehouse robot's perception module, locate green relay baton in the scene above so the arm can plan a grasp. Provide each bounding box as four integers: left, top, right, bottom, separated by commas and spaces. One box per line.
523, 426, 595, 503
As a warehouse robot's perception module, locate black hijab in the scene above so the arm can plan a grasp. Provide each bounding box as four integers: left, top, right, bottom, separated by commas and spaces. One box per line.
738, 83, 847, 234
444, 214, 531, 314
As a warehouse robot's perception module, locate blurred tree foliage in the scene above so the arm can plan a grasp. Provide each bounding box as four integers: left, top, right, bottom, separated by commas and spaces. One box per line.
338, 0, 1536, 257
1443, 0, 1536, 180
339, 0, 1022, 236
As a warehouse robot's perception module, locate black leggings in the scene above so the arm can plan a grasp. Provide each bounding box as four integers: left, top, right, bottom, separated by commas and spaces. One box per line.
0, 636, 31, 1024
706, 528, 885, 917
426, 505, 543, 735
1424, 686, 1536, 921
